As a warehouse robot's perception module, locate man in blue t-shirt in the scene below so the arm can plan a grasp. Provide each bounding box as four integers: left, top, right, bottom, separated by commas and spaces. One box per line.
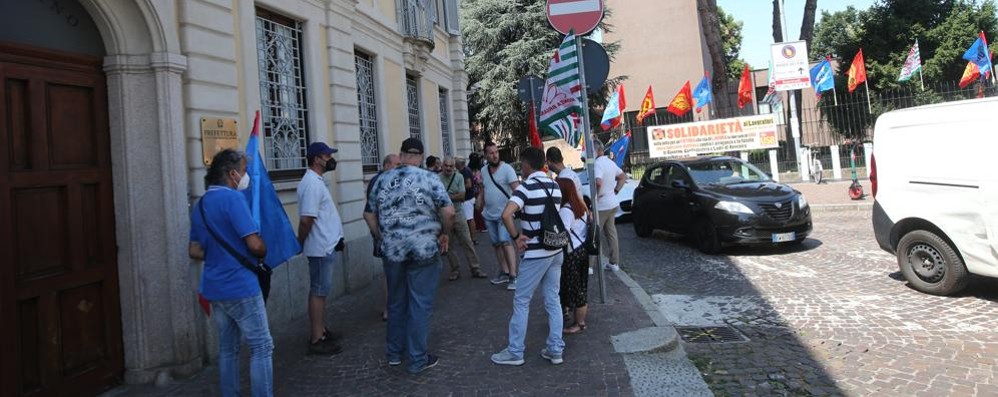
189, 149, 273, 397
364, 137, 454, 374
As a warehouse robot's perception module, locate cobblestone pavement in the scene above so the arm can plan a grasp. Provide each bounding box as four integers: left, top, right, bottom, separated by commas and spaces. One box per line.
788, 180, 872, 206
107, 238, 654, 397
621, 210, 998, 397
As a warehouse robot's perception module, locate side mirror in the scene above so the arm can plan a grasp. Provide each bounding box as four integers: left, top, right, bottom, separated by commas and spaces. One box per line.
671, 180, 689, 190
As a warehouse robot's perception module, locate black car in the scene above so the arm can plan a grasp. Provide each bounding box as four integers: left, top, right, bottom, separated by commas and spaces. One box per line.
631, 156, 812, 254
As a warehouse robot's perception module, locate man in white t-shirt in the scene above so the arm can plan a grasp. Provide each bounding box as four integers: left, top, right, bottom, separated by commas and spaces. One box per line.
593, 140, 627, 272
545, 147, 584, 200
297, 142, 345, 355
476, 142, 521, 290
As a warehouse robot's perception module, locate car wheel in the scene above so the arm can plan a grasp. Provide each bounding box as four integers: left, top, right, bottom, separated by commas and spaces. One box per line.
634, 218, 653, 238
896, 230, 968, 296
693, 217, 722, 255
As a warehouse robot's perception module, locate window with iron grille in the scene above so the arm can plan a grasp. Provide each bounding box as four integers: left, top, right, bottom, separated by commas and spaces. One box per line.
438, 88, 451, 156
406, 75, 422, 141
355, 52, 380, 173
256, 9, 309, 176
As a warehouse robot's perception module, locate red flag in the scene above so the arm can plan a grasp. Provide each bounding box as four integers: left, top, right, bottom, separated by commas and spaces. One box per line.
847, 49, 867, 93
737, 64, 753, 108
666, 81, 693, 116
635, 86, 656, 124
528, 106, 542, 149
959, 61, 981, 88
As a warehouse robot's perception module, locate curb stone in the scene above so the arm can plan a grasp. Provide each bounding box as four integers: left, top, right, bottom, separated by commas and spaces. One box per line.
612, 270, 714, 396
809, 203, 874, 213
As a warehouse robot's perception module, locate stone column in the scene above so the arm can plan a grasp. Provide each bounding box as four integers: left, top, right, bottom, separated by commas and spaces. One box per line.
830, 144, 842, 180
863, 142, 874, 178
105, 52, 201, 384
768, 149, 780, 182
449, 35, 472, 158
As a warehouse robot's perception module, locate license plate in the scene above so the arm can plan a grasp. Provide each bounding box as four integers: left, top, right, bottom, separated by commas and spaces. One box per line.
772, 232, 796, 243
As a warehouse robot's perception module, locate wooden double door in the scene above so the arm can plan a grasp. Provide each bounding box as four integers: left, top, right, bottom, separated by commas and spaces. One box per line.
0, 44, 124, 396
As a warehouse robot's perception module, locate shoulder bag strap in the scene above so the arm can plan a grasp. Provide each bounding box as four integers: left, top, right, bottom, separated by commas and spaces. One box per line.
197, 197, 265, 276
446, 173, 457, 192
487, 166, 511, 199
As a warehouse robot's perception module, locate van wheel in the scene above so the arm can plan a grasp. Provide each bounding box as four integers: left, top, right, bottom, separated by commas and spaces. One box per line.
897, 230, 968, 296
634, 218, 653, 238
693, 218, 722, 255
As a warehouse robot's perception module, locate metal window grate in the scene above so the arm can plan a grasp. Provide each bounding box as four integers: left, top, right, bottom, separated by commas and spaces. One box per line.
406, 75, 422, 141
675, 326, 749, 344
355, 52, 380, 173
438, 88, 451, 156
256, 10, 309, 173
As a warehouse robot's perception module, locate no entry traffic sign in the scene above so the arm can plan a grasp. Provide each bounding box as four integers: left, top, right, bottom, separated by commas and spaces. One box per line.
546, 0, 604, 36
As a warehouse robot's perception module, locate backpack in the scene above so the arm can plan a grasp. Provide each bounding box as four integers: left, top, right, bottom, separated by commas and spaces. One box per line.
570, 212, 600, 255
537, 179, 570, 250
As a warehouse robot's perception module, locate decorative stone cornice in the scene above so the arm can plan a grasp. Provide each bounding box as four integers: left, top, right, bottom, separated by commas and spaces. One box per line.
104, 52, 187, 74
402, 38, 433, 74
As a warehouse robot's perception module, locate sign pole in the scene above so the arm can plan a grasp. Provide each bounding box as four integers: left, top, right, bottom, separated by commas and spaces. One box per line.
575, 35, 606, 304
777, 0, 806, 182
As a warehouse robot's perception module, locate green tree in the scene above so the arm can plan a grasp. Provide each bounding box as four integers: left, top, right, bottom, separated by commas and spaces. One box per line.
461, 0, 620, 149
812, 0, 997, 140
718, 6, 746, 79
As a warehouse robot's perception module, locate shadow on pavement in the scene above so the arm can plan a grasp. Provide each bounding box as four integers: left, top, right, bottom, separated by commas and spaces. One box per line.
620, 227, 845, 396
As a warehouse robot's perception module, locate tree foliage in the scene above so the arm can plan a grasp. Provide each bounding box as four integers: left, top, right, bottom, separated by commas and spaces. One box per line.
811, 0, 997, 139
461, 0, 620, 149
718, 6, 746, 79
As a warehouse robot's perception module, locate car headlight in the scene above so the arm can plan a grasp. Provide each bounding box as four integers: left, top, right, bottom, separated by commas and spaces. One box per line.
797, 194, 809, 209
715, 201, 754, 214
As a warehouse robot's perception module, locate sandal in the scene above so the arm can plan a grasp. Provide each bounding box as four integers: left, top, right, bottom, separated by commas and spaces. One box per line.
564, 323, 587, 335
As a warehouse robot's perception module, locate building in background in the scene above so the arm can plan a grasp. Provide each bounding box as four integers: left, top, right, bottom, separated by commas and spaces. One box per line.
0, 0, 469, 394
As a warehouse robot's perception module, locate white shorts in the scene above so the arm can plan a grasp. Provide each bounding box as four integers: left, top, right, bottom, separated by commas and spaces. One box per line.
462, 198, 475, 220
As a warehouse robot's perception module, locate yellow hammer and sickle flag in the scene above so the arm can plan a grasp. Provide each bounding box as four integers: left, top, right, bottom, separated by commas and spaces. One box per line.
635, 86, 656, 124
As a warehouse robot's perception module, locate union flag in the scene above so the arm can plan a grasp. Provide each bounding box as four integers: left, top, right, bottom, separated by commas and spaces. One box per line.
847, 49, 867, 93
635, 86, 656, 124
666, 81, 693, 117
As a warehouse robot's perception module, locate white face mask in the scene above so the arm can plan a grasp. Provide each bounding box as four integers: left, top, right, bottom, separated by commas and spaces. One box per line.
236, 172, 250, 191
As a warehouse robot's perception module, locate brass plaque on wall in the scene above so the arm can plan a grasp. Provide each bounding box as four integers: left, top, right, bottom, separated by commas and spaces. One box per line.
201, 117, 239, 165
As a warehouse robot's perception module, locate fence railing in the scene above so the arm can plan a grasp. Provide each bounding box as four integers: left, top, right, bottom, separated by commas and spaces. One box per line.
618, 78, 995, 179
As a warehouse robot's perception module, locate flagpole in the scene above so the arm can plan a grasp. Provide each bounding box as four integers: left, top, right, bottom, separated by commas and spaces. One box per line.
864, 80, 872, 113
832, 83, 839, 106
575, 34, 606, 304
919, 68, 925, 91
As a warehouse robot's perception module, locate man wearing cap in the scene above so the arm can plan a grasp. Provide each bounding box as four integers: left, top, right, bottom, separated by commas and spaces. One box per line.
364, 138, 454, 374
297, 142, 345, 355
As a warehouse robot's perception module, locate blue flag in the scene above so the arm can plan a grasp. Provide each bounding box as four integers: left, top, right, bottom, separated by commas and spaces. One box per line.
963, 34, 993, 78
244, 111, 301, 268
810, 59, 835, 95
607, 132, 632, 168
693, 74, 713, 113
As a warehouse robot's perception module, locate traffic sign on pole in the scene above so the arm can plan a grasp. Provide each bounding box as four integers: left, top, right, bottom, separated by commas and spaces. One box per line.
546, 0, 604, 36
770, 41, 811, 91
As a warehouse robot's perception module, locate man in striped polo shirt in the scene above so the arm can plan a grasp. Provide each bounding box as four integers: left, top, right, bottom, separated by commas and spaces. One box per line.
491, 147, 566, 366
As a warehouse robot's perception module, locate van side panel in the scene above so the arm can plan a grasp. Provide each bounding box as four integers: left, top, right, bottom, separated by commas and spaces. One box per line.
873, 99, 998, 278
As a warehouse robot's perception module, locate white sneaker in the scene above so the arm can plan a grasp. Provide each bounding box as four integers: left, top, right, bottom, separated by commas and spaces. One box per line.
603, 263, 620, 272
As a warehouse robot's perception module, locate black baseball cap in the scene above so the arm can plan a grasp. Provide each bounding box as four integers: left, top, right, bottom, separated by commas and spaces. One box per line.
401, 137, 424, 155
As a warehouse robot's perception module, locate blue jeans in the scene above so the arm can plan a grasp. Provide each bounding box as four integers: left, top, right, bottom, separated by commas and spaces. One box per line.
384, 256, 442, 373
307, 252, 336, 297
484, 218, 512, 246
211, 294, 274, 397
506, 252, 565, 358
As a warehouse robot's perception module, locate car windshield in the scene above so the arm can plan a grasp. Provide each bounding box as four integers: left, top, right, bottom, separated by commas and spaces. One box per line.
685, 159, 771, 186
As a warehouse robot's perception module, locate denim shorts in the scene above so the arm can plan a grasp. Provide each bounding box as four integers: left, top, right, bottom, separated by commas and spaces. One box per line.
308, 253, 336, 297
484, 218, 511, 246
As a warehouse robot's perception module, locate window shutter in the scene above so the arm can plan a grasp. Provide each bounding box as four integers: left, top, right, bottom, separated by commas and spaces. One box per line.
445, 0, 460, 35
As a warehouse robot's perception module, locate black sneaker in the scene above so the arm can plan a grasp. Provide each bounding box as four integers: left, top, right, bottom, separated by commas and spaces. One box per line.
408, 354, 439, 374
308, 338, 343, 355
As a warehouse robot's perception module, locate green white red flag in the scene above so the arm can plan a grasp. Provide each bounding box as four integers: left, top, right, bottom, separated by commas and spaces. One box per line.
539, 31, 584, 148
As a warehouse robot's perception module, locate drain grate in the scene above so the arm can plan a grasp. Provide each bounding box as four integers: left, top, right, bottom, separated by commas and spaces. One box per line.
675, 326, 748, 343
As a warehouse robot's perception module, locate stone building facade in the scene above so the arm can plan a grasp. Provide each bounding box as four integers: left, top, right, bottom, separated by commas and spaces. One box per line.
0, 0, 470, 394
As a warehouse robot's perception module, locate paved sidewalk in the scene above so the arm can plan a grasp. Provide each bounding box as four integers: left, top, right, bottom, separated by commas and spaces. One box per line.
107, 240, 656, 396
788, 179, 873, 209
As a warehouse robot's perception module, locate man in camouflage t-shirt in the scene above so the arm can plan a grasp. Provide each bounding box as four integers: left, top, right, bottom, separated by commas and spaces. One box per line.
364, 138, 454, 374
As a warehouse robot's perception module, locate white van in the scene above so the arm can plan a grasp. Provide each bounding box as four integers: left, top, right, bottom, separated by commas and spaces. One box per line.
871, 97, 998, 295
